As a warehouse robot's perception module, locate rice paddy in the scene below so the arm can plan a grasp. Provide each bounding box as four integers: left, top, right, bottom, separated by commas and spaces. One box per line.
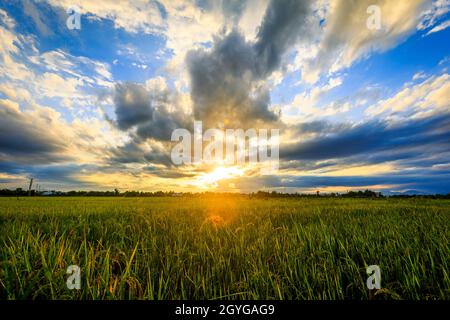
0, 196, 449, 300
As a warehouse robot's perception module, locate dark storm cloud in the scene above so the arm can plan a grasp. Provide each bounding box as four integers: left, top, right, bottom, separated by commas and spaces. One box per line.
143, 165, 196, 179
292, 120, 352, 135
114, 83, 153, 130
355, 147, 450, 168
281, 112, 450, 161
108, 139, 173, 167
186, 30, 277, 128
110, 0, 316, 166
107, 140, 149, 164
142, 143, 173, 166
278, 159, 338, 171
107, 139, 196, 179
0, 101, 69, 164
136, 107, 190, 141
233, 170, 450, 194
0, 161, 94, 186
111, 29, 275, 165
197, 0, 247, 24
220, 0, 247, 23
112, 82, 190, 141
186, 0, 314, 128
26, 164, 92, 183
254, 0, 314, 76
271, 112, 450, 194
282, 172, 450, 190
110, 82, 182, 165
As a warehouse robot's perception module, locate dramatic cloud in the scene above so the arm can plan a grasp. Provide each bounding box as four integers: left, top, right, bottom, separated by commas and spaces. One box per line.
112, 81, 191, 141
112, 0, 317, 134
187, 30, 278, 128
254, 0, 315, 76
113, 83, 153, 130
233, 171, 450, 194
366, 73, 450, 117
0, 0, 449, 193
186, 0, 315, 128
0, 99, 70, 164
108, 139, 172, 167
303, 0, 431, 83
281, 112, 450, 162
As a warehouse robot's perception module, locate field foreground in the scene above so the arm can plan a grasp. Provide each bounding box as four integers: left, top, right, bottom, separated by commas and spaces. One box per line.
0, 196, 449, 300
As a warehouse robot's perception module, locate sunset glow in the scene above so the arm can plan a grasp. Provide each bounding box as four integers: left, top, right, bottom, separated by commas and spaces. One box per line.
0, 0, 449, 194
195, 167, 245, 189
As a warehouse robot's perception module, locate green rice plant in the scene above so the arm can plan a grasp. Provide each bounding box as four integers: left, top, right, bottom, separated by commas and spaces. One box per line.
0, 196, 448, 300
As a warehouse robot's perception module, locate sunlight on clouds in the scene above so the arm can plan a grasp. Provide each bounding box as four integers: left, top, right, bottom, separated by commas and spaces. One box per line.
366, 73, 450, 117
284, 76, 344, 121
0, 1, 449, 194
0, 172, 21, 180
318, 164, 397, 177
302, 0, 430, 83
40, 72, 81, 103
425, 19, 450, 35
303, 184, 401, 193
274, 163, 396, 180
73, 169, 174, 191
194, 166, 245, 189
238, 0, 270, 41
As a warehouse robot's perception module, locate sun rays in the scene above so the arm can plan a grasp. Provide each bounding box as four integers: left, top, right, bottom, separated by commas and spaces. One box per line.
195, 166, 245, 188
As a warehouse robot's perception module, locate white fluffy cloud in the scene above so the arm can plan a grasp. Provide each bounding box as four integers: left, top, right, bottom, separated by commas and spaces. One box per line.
288, 77, 343, 119
418, 0, 450, 30
0, 9, 113, 110
365, 73, 450, 117
0, 7, 122, 167
45, 0, 164, 34
301, 0, 432, 83
43, 0, 272, 87
425, 19, 450, 34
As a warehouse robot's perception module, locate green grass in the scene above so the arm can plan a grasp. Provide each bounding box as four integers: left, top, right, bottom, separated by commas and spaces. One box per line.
0, 196, 449, 300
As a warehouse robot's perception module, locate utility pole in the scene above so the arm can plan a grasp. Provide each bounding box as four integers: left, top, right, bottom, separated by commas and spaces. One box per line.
28, 178, 33, 196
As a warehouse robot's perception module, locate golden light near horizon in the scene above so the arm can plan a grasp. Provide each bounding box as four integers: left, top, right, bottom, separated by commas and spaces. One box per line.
0, 0, 448, 196
195, 166, 244, 188
0, 0, 449, 304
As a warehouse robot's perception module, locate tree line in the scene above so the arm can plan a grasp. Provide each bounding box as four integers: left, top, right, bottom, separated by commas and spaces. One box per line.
0, 188, 449, 199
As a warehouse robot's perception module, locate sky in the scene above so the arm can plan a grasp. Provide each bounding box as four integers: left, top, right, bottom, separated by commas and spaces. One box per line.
0, 0, 449, 194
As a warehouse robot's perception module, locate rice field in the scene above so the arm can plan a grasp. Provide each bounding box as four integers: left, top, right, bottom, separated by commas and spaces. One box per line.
0, 196, 449, 300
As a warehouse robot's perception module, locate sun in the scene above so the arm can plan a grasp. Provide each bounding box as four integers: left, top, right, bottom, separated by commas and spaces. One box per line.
196, 166, 244, 188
